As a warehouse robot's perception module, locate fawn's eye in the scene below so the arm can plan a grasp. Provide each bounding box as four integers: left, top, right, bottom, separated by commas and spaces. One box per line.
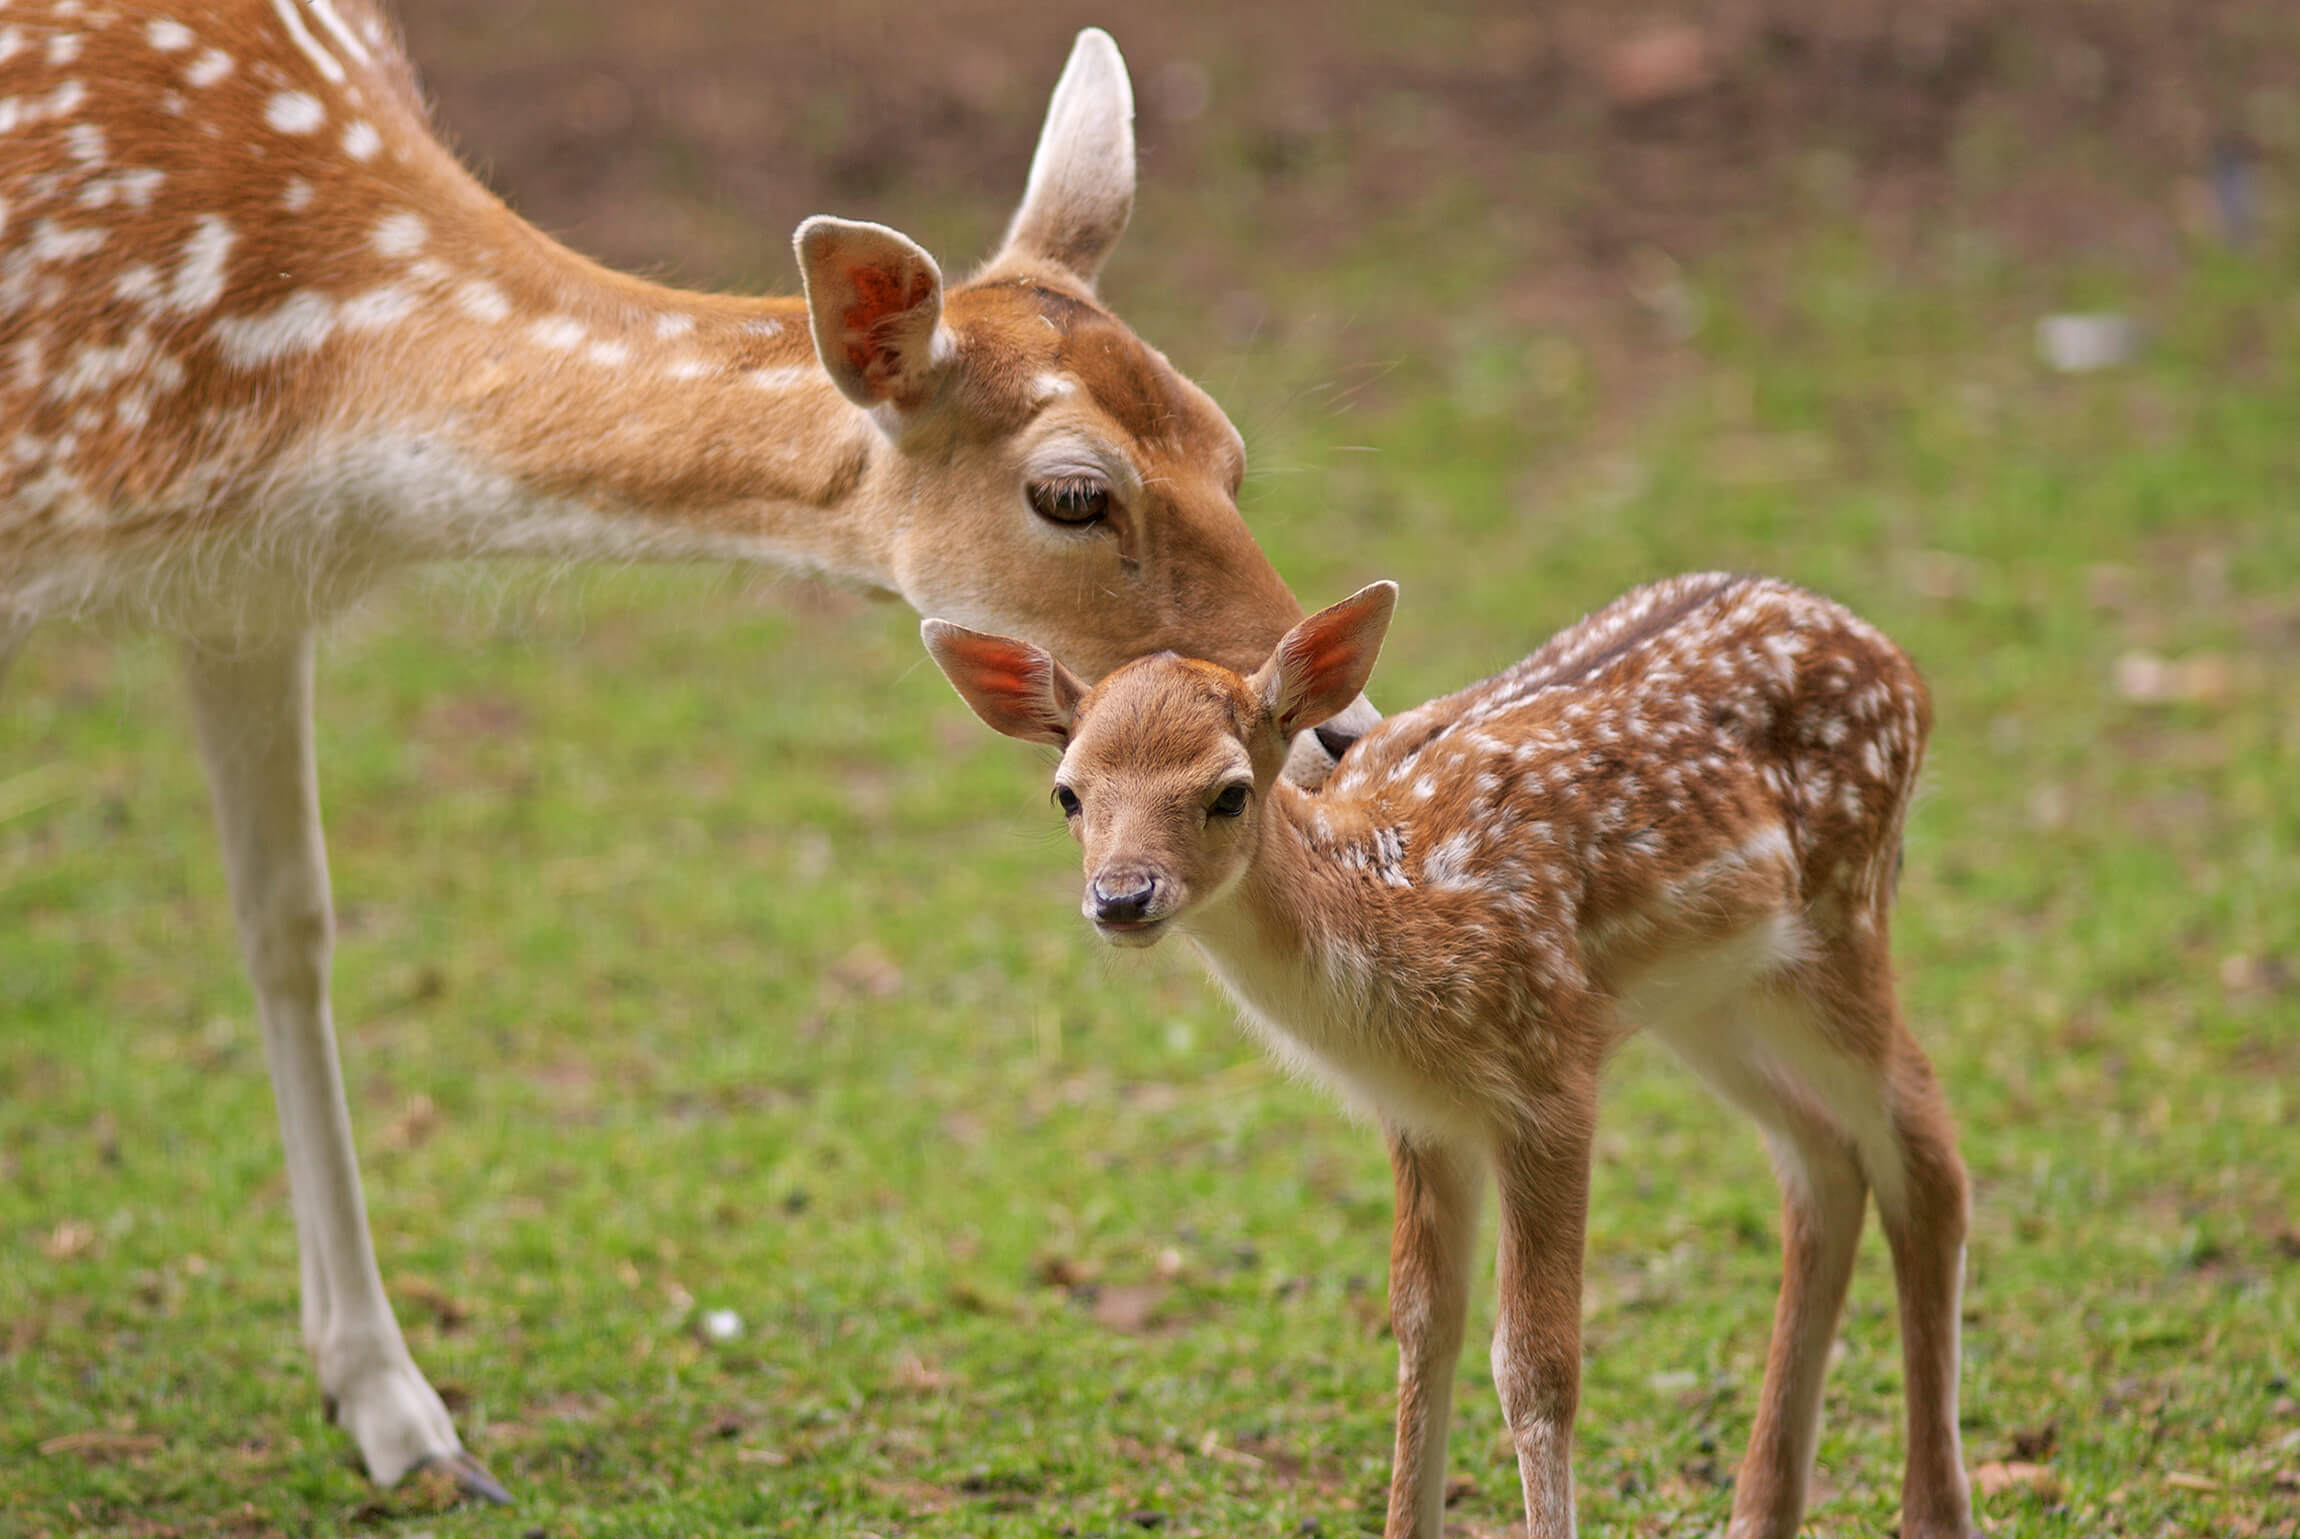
1028, 476, 1112, 527
1053, 785, 1082, 819
1209, 783, 1250, 819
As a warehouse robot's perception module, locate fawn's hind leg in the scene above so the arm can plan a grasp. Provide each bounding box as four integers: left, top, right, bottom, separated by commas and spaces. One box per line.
1784, 938, 1975, 1539
1655, 995, 1869, 1539
1869, 1033, 1973, 1537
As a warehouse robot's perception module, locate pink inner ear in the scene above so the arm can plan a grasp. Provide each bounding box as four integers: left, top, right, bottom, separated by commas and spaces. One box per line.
840, 262, 936, 378
1284, 621, 1366, 695
939, 633, 1058, 729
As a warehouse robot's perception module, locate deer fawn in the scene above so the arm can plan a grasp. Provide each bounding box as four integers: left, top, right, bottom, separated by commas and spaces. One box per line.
926, 573, 1975, 1539
1, 2, 1365, 1500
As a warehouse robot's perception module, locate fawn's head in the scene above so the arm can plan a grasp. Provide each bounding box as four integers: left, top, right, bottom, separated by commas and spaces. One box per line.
793, 30, 1299, 681
925, 583, 1396, 946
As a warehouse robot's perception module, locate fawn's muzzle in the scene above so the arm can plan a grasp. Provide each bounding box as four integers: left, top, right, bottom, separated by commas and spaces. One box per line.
1089, 870, 1161, 925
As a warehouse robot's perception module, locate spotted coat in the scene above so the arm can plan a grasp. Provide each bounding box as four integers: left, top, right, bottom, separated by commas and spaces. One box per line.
1198, 573, 1928, 1136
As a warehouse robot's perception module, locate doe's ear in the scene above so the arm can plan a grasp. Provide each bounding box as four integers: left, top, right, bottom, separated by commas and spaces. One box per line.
991, 28, 1135, 285
1249, 582, 1399, 739
795, 217, 950, 410
921, 620, 1088, 748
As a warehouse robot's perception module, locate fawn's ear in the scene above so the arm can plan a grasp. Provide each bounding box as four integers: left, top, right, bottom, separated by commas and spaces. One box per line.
989, 28, 1135, 285
796, 217, 951, 411
921, 620, 1088, 747
1251, 582, 1399, 740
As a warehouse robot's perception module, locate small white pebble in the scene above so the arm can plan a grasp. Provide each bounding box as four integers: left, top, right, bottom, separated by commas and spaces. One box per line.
700, 1308, 743, 1343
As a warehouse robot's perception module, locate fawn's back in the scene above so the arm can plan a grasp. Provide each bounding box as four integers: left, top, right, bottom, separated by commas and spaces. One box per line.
1336, 571, 1928, 937
1242, 572, 1931, 1126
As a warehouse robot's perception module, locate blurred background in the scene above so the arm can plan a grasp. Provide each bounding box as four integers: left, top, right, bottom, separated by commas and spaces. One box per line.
5, 3, 2295, 1535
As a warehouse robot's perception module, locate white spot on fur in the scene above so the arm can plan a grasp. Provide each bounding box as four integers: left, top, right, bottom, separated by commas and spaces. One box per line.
184, 47, 233, 87
165, 217, 235, 313
1421, 832, 1484, 893
341, 119, 381, 161
264, 90, 326, 136
212, 289, 335, 367
744, 365, 812, 392
369, 210, 427, 259
29, 220, 108, 263
584, 338, 631, 368
528, 315, 585, 351
47, 33, 83, 67
113, 265, 160, 303
46, 79, 87, 118
280, 177, 314, 211
664, 356, 711, 381
50, 328, 161, 400
453, 279, 510, 324
652, 312, 694, 339
340, 284, 414, 331
146, 17, 195, 51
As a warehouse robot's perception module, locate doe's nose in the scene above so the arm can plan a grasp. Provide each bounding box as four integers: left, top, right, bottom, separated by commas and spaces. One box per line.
1090, 871, 1159, 924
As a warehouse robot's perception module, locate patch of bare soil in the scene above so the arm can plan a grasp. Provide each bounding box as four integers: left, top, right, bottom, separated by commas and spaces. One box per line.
391, 0, 2293, 296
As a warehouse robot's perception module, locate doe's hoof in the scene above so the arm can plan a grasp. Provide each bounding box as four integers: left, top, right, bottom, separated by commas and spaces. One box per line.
415, 1448, 514, 1506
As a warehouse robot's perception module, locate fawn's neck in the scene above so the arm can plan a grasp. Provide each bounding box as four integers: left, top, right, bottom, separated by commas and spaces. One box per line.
1188, 784, 1384, 1029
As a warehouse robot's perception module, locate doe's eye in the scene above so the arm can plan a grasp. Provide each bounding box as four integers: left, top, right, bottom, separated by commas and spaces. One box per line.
1028, 477, 1112, 527
1054, 785, 1082, 818
1209, 784, 1249, 819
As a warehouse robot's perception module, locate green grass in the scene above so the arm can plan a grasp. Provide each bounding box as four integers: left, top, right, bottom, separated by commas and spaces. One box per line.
6, 215, 2299, 1537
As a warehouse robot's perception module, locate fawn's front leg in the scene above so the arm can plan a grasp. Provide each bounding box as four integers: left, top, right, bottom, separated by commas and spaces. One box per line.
1490, 1099, 1598, 1539
1384, 1130, 1483, 1539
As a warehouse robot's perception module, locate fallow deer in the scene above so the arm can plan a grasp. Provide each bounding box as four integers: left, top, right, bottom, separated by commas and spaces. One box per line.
0, 1, 1368, 1499
925, 574, 1975, 1539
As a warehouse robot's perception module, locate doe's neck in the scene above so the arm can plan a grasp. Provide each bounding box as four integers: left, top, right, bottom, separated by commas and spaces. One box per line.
310, 192, 893, 584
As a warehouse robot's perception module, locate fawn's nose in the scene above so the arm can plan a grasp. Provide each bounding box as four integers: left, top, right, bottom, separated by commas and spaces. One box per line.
1090, 870, 1160, 925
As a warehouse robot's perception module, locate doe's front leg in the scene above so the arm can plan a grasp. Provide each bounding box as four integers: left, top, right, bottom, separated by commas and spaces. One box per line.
1490, 1104, 1597, 1539
181, 634, 508, 1504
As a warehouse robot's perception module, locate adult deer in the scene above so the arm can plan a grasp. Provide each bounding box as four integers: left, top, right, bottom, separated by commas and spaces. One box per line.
927, 574, 1975, 1539
0, 1, 1363, 1501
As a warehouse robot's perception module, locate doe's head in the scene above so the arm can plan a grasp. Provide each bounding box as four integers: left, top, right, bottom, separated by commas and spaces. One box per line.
924, 583, 1397, 947
793, 29, 1300, 684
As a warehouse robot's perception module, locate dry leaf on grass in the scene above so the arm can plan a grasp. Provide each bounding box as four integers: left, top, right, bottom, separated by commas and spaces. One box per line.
379, 1093, 440, 1152
892, 1352, 953, 1392
391, 1274, 471, 1330
41, 1220, 95, 1260
2115, 650, 2234, 705
1091, 1282, 1170, 1334
1974, 1460, 2059, 1499
39, 1429, 164, 1461
1034, 1253, 1100, 1289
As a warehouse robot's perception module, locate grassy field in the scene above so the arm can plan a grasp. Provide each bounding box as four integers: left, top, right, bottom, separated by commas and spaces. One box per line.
7, 15, 2300, 1538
